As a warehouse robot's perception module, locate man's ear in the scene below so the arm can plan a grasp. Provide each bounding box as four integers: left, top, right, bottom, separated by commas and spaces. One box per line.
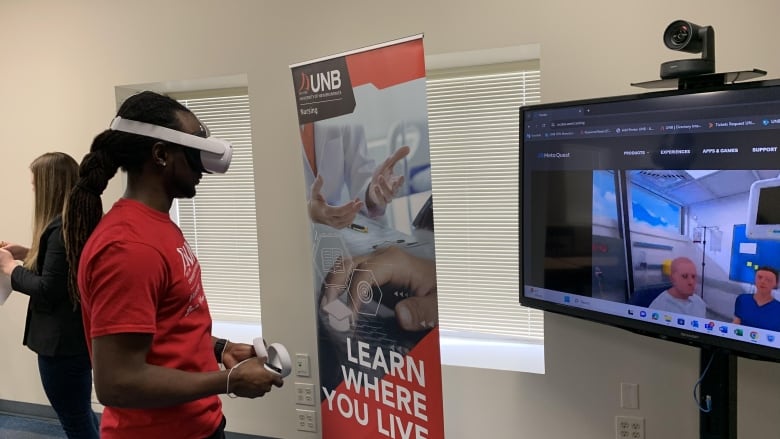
151, 141, 170, 167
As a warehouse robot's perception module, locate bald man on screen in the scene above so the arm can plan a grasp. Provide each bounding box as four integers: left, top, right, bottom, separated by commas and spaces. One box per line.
648, 257, 707, 317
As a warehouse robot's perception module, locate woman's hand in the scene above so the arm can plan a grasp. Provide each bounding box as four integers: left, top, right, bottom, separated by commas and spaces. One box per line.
0, 248, 17, 276
0, 242, 29, 261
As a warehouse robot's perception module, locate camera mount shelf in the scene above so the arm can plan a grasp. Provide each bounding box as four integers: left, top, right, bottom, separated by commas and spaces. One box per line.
631, 68, 768, 90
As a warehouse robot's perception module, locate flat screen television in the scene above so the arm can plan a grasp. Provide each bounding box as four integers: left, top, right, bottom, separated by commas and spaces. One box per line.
520, 78, 780, 364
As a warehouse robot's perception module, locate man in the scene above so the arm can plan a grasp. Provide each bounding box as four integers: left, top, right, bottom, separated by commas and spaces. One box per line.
648, 256, 707, 317
63, 91, 282, 439
733, 266, 780, 331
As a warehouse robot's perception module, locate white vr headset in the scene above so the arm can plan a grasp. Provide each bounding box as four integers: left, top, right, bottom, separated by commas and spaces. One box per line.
109, 116, 233, 174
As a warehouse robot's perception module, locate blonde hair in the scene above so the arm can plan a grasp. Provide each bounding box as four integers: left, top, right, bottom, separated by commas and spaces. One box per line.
24, 152, 79, 271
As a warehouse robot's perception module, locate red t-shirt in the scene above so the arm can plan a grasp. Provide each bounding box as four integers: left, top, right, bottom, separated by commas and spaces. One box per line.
78, 198, 222, 439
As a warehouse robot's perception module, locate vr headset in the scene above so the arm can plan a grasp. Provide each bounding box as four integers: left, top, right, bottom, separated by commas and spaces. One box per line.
109, 116, 233, 174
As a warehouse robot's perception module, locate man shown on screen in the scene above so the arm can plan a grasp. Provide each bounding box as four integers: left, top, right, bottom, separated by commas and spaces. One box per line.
733, 266, 780, 331
649, 257, 707, 317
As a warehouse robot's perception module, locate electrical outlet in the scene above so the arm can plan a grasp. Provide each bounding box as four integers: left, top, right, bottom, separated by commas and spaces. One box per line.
616, 415, 644, 439
296, 409, 316, 432
295, 382, 316, 406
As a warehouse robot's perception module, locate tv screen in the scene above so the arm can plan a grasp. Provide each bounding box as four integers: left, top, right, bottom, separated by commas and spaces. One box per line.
520, 79, 780, 362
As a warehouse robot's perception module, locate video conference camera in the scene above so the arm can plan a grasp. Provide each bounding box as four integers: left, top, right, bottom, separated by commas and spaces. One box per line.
660, 20, 715, 79
631, 19, 765, 89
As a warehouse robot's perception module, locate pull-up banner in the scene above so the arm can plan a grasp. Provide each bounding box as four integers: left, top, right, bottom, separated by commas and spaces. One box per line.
290, 35, 444, 439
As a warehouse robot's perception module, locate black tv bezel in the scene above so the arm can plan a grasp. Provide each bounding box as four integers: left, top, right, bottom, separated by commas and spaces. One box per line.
519, 78, 780, 364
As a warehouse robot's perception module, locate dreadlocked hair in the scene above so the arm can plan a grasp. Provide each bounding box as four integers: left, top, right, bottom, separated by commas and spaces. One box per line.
63, 91, 191, 303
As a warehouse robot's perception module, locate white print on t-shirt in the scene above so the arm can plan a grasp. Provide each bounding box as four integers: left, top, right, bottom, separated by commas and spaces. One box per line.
177, 242, 206, 317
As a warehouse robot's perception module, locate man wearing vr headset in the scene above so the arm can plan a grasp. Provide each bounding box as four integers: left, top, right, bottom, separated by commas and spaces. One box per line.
63, 91, 282, 439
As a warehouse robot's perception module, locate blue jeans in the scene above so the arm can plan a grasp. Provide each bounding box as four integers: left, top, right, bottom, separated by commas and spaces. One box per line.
38, 353, 100, 439
204, 416, 226, 439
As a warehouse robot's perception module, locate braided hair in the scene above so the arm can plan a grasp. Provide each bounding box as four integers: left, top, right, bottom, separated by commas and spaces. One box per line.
62, 91, 190, 303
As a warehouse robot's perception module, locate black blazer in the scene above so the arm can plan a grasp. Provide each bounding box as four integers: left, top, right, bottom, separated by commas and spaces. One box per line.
11, 216, 88, 356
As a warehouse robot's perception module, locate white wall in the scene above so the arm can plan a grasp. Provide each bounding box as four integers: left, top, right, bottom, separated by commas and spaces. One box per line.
1, 1, 780, 438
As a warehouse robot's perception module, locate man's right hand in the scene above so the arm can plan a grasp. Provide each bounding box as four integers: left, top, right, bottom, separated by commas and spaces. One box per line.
228, 357, 284, 398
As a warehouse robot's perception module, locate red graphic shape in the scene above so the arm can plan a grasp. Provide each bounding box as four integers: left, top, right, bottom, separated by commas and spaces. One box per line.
346, 39, 426, 90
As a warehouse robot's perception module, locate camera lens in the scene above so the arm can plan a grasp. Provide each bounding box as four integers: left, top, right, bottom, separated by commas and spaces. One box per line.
670, 25, 690, 46
663, 20, 699, 51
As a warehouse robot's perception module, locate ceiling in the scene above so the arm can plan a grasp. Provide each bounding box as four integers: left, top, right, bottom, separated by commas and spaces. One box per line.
629, 169, 780, 206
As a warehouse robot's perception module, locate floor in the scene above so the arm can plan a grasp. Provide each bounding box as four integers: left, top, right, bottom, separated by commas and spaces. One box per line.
0, 412, 269, 439
0, 413, 66, 438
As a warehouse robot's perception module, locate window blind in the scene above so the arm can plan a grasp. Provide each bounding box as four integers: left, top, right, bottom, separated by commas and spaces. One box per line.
427, 62, 544, 340
173, 91, 262, 323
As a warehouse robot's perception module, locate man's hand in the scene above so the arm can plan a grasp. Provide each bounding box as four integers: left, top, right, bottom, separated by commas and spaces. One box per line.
228, 358, 284, 398
222, 341, 256, 369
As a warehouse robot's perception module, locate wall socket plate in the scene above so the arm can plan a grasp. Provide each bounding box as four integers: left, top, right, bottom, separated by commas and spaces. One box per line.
616, 415, 644, 439
296, 409, 316, 432
295, 382, 316, 406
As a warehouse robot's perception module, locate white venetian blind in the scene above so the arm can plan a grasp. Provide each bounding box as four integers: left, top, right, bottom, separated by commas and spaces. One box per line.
173, 90, 262, 323
427, 61, 544, 340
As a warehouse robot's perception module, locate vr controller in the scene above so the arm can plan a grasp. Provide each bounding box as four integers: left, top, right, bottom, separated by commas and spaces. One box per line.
253, 337, 292, 378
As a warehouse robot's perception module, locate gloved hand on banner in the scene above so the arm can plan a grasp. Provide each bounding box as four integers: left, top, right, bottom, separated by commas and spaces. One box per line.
320, 246, 438, 331
365, 146, 410, 217
304, 120, 410, 228
308, 174, 363, 229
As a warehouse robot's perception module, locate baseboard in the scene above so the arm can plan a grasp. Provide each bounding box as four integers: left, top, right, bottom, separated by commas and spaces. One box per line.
226, 431, 278, 439
0, 399, 276, 439
0, 399, 58, 420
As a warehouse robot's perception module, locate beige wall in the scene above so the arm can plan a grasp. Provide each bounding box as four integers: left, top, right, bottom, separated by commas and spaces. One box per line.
1, 1, 780, 438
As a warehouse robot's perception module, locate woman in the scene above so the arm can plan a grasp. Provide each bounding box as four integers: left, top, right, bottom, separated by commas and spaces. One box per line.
0, 152, 100, 439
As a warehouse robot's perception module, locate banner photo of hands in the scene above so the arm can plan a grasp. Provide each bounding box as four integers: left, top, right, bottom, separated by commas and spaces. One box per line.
290, 34, 444, 439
